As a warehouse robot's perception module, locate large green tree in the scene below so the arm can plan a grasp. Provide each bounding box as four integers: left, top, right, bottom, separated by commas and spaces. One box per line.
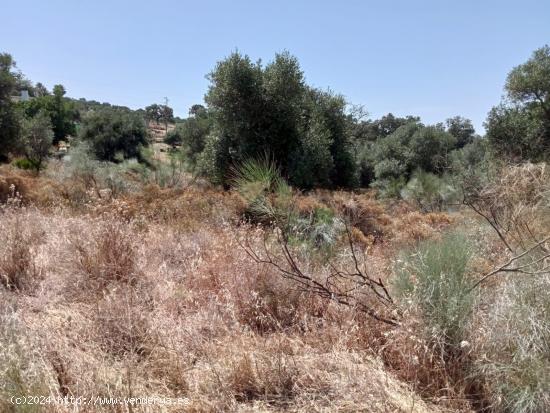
352, 113, 421, 186
79, 109, 148, 161
486, 45, 550, 160
445, 116, 476, 148
21, 84, 77, 143
19, 109, 53, 173
201, 51, 357, 188
371, 122, 456, 182
0, 53, 21, 159
166, 105, 212, 168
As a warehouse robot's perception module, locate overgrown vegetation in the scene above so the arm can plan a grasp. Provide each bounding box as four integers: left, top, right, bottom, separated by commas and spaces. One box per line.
0, 43, 549, 413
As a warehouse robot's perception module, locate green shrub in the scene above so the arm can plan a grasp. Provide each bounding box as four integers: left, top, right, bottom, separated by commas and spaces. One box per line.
13, 158, 35, 170
372, 176, 406, 199
394, 231, 475, 348
232, 158, 343, 252
293, 206, 344, 252
400, 170, 458, 212
79, 109, 148, 162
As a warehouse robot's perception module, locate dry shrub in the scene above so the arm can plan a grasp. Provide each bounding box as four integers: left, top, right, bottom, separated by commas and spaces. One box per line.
380, 315, 474, 411
93, 289, 154, 359
0, 213, 42, 292
0, 295, 49, 413
324, 192, 393, 243
471, 270, 550, 412
70, 219, 140, 296
0, 167, 29, 203
465, 162, 550, 251
235, 268, 326, 333
228, 352, 297, 402
391, 211, 454, 245
295, 194, 324, 215
109, 185, 240, 229
0, 178, 462, 412
185, 335, 442, 413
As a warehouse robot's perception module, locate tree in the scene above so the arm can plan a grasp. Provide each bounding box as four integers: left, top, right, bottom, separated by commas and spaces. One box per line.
20, 83, 77, 143
353, 113, 420, 144
50, 84, 76, 142
408, 126, 456, 173
288, 103, 334, 188
79, 109, 148, 162
445, 116, 476, 148
160, 104, 174, 125
308, 89, 357, 188
369, 122, 457, 194
372, 122, 423, 181
204, 51, 266, 182
506, 45, 550, 117
0, 53, 20, 159
486, 45, 550, 161
34, 82, 49, 97
202, 51, 357, 188
177, 106, 212, 167
19, 110, 53, 173
145, 104, 162, 123
485, 104, 541, 160
189, 104, 207, 116
164, 128, 183, 147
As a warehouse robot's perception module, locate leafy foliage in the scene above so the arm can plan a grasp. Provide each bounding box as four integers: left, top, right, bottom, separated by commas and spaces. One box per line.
168, 106, 212, 169
400, 170, 457, 212
202, 51, 356, 188
79, 109, 148, 162
18, 110, 53, 172
231, 156, 293, 226
486, 45, 550, 161
0, 53, 21, 159
395, 232, 475, 347
20, 84, 77, 143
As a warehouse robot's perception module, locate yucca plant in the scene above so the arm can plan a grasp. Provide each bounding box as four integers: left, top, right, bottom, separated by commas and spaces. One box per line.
231, 156, 295, 228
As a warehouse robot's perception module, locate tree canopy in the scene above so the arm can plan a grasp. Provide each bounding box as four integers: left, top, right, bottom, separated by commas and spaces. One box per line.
199, 51, 357, 188
79, 109, 148, 162
0, 53, 20, 159
20, 83, 77, 143
486, 45, 550, 161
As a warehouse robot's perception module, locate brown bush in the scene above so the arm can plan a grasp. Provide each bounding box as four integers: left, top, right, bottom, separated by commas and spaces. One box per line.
228, 353, 297, 402
93, 289, 154, 359
0, 214, 42, 292
234, 268, 324, 333
391, 211, 454, 245
70, 219, 140, 296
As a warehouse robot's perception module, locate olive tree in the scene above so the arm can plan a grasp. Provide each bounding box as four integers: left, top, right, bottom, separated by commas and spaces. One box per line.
19, 110, 53, 173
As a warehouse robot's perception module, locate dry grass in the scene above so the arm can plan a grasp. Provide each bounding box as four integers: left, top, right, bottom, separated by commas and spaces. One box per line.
69, 219, 141, 295
0, 203, 452, 412
9, 163, 541, 413
0, 211, 44, 292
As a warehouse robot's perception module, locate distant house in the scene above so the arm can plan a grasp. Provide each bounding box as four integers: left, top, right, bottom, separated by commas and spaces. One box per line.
11, 89, 31, 103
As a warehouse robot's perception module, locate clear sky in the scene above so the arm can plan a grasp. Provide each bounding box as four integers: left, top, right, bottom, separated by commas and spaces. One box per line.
2, 0, 549, 132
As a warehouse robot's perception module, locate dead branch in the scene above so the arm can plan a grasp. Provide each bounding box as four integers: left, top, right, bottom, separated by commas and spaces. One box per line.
238, 223, 400, 327
469, 235, 550, 291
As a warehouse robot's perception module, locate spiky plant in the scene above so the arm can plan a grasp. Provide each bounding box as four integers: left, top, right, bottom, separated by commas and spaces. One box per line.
231, 157, 294, 227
